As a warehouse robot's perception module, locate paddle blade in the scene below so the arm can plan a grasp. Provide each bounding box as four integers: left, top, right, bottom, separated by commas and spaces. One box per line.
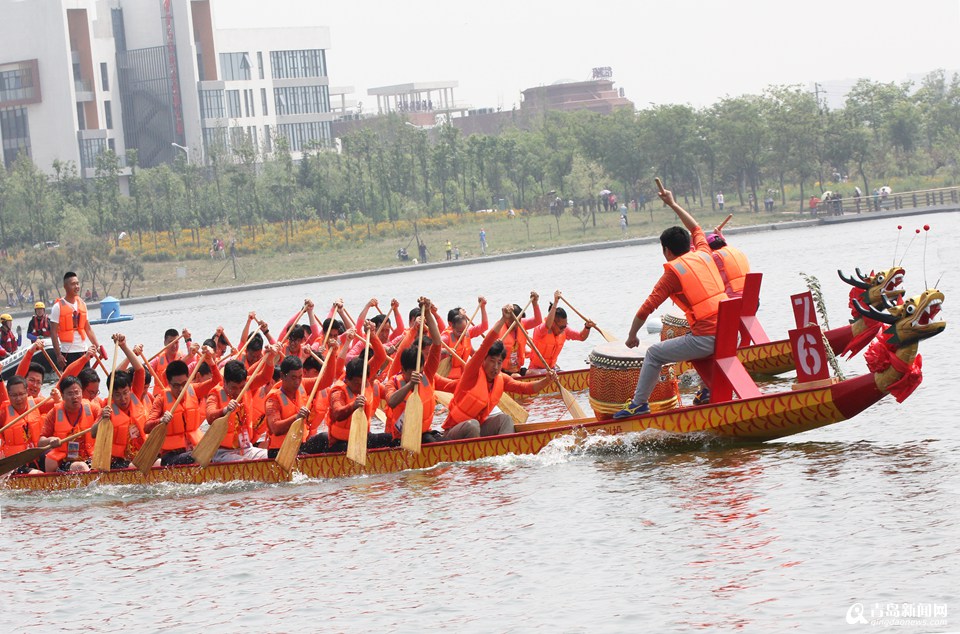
91, 419, 114, 471
133, 421, 167, 474
401, 392, 423, 453
346, 410, 368, 466
436, 356, 452, 378
560, 386, 588, 420
0, 447, 45, 477
497, 394, 529, 425
598, 327, 618, 343
374, 409, 388, 424
193, 415, 229, 468
434, 391, 453, 407
275, 418, 304, 473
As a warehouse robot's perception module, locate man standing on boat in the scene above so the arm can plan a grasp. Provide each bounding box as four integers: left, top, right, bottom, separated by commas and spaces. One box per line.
50, 271, 103, 370
615, 187, 728, 418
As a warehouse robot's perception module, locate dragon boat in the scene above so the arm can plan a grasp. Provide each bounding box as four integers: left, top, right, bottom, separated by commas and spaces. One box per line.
509, 265, 906, 398
1, 284, 943, 493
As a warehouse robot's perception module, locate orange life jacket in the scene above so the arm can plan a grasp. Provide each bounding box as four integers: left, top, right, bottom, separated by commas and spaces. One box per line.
441, 328, 474, 380
499, 325, 527, 372
209, 387, 255, 450
445, 372, 504, 429
0, 399, 42, 456
55, 298, 88, 344
46, 402, 96, 463
328, 380, 381, 442
529, 327, 567, 370
109, 397, 146, 460
159, 386, 202, 451
152, 353, 180, 389
384, 373, 435, 438
710, 245, 750, 297
265, 385, 306, 449
664, 250, 728, 326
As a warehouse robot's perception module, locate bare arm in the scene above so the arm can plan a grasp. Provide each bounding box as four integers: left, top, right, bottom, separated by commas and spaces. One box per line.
658, 188, 698, 233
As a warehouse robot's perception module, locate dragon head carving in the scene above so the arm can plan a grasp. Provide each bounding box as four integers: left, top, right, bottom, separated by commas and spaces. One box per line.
853, 289, 945, 346
839, 266, 906, 315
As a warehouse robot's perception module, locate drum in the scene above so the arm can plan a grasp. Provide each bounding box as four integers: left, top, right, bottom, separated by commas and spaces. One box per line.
660, 314, 690, 341
587, 342, 680, 420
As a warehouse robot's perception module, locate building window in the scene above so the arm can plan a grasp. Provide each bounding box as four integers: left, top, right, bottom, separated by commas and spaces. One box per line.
202, 126, 228, 154
257, 52, 264, 80
243, 89, 254, 118
100, 62, 109, 91
0, 106, 31, 167
79, 137, 106, 170
104, 100, 113, 129
76, 102, 86, 130
263, 125, 271, 153
248, 125, 258, 153
226, 90, 241, 118
276, 121, 330, 152
200, 89, 225, 119
260, 88, 268, 116
0, 62, 39, 105
269, 49, 326, 79
274, 85, 330, 116
220, 52, 252, 81
108, 138, 115, 152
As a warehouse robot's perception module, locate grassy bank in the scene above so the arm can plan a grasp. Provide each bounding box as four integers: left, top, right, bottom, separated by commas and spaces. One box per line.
133, 205, 791, 297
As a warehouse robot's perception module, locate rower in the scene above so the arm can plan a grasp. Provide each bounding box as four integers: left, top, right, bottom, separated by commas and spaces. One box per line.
40, 375, 101, 472
384, 297, 444, 445
50, 271, 103, 370
204, 360, 270, 463
443, 305, 558, 439
145, 348, 221, 466
151, 328, 190, 389
0, 376, 46, 473
327, 321, 393, 452
527, 291, 594, 376
499, 291, 541, 375
440, 297, 488, 379
91, 334, 147, 469
706, 229, 750, 299
264, 355, 309, 459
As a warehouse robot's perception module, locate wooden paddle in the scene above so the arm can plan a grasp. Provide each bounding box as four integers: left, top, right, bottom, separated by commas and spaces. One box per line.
438, 301, 482, 377
400, 305, 427, 453
147, 334, 183, 363
435, 390, 453, 408
438, 340, 529, 425
718, 213, 733, 231
132, 357, 204, 474
40, 346, 64, 378
511, 314, 588, 420
559, 297, 616, 343
91, 341, 120, 471
274, 317, 337, 472
137, 350, 165, 390
192, 355, 268, 468
0, 396, 52, 436
346, 330, 371, 466
0, 425, 92, 477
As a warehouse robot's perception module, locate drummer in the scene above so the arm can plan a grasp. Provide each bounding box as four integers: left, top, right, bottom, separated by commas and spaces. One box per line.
526, 290, 594, 376
615, 186, 728, 418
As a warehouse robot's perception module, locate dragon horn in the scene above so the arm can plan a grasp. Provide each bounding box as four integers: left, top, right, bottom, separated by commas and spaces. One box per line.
852, 299, 898, 324
838, 269, 870, 290
880, 293, 897, 310
854, 267, 871, 282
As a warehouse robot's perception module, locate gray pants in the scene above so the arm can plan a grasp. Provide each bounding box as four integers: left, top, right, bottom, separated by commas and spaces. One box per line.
631, 333, 715, 404
444, 412, 515, 440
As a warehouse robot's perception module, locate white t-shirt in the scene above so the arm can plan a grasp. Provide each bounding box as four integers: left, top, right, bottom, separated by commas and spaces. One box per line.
717, 193, 725, 204
50, 298, 88, 354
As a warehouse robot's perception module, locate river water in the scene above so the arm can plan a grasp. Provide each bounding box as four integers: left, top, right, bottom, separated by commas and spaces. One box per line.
2, 212, 957, 633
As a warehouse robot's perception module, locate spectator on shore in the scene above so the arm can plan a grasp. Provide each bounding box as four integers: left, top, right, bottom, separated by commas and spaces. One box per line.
716, 191, 725, 211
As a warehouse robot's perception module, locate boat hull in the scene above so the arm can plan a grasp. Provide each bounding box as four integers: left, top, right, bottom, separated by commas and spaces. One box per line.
2, 373, 884, 493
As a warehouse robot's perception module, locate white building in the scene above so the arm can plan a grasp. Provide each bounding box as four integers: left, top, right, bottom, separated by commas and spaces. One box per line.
0, 0, 334, 175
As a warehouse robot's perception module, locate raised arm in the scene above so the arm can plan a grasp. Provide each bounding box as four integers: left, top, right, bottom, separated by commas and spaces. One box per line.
658, 187, 698, 232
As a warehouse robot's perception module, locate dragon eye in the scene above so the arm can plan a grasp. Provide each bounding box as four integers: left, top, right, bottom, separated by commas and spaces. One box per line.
876, 273, 885, 283
905, 304, 916, 315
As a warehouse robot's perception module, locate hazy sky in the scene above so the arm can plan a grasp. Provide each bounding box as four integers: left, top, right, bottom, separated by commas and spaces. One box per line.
220, 0, 959, 111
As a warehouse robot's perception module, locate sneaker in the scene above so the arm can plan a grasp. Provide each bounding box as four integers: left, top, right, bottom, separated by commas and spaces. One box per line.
613, 402, 650, 419
693, 386, 711, 405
